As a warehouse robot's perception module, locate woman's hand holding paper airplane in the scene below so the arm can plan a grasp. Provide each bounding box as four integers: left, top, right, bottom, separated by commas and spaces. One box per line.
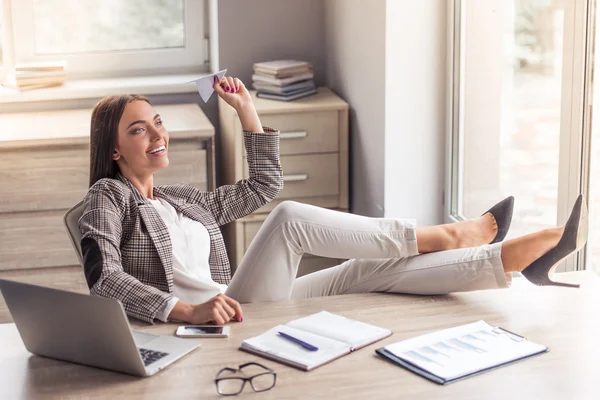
213, 75, 263, 133
213, 75, 252, 112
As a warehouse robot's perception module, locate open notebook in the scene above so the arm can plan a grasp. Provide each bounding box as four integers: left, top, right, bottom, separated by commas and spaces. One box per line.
240, 311, 392, 371
376, 320, 548, 385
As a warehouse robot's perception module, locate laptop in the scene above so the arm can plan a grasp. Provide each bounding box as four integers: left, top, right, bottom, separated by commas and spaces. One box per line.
0, 279, 200, 377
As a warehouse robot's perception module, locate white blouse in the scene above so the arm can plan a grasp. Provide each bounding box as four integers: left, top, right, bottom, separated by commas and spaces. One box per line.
148, 197, 227, 321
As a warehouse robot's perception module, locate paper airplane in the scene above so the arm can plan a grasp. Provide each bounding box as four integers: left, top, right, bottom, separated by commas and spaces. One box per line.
189, 69, 227, 103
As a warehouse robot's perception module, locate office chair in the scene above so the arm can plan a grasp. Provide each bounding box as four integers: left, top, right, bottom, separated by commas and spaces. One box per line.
63, 201, 84, 266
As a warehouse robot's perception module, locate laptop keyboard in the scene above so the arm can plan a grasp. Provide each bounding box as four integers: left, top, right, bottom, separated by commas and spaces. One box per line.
139, 348, 169, 366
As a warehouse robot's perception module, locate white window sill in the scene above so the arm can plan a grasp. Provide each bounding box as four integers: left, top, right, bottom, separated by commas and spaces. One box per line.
0, 73, 202, 104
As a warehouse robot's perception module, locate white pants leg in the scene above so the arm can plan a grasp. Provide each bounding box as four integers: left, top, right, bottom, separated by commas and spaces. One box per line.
290, 243, 510, 299
225, 201, 511, 303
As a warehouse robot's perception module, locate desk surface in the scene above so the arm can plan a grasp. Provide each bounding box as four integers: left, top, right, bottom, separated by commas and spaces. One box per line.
1, 271, 599, 400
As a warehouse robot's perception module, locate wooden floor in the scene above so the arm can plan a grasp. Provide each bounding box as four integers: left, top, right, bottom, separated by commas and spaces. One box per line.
0, 266, 88, 324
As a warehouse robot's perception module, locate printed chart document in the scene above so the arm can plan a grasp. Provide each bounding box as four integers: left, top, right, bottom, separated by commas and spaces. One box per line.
240, 311, 392, 371
376, 320, 548, 385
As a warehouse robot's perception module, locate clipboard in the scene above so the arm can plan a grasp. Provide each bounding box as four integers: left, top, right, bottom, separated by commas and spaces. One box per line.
375, 321, 548, 385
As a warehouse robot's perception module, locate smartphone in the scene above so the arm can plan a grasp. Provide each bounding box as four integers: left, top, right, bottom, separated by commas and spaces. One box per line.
175, 325, 231, 338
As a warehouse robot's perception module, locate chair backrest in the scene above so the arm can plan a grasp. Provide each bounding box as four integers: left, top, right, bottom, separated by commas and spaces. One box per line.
63, 201, 84, 266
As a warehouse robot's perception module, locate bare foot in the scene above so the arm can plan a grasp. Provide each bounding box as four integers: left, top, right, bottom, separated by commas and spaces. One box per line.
416, 214, 500, 253
501, 227, 564, 273
445, 213, 498, 249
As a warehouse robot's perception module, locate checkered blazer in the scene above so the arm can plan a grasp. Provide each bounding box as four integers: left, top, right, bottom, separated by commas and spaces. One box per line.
79, 129, 283, 323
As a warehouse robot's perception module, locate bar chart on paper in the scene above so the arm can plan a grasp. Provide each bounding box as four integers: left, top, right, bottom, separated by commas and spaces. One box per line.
383, 321, 547, 381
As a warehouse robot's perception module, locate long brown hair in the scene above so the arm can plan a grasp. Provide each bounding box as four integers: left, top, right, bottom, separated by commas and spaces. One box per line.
89, 94, 151, 187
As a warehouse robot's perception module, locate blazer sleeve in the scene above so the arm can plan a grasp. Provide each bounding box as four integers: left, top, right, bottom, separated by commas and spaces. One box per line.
79, 183, 173, 324
163, 128, 284, 226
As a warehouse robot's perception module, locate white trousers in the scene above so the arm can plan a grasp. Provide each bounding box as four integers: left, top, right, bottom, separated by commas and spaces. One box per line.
225, 201, 511, 303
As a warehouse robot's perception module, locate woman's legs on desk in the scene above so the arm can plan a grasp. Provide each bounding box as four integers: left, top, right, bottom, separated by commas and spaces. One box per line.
290, 227, 562, 298
225, 199, 584, 302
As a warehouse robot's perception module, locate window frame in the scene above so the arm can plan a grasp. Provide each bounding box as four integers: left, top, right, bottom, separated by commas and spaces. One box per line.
0, 0, 11, 79
4, 0, 209, 79
445, 0, 595, 272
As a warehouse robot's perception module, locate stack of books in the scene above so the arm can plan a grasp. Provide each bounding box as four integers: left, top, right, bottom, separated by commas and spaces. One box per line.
252, 60, 317, 101
2, 61, 66, 91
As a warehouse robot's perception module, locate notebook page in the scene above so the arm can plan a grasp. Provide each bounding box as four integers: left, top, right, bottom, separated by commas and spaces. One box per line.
384, 320, 547, 381
286, 311, 392, 350
241, 325, 350, 370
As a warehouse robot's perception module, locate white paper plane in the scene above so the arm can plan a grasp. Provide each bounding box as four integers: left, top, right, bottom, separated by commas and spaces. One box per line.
189, 69, 227, 103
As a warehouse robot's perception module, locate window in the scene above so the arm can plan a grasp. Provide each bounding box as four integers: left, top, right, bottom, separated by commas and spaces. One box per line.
4, 0, 207, 78
32, 0, 185, 54
587, 4, 600, 275
0, 2, 3, 66
447, 0, 591, 272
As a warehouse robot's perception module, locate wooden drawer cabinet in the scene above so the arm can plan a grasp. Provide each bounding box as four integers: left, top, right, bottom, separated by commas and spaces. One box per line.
258, 110, 339, 155
244, 153, 340, 213
0, 146, 91, 213
0, 139, 208, 214
219, 87, 349, 276
0, 104, 215, 271
0, 210, 74, 270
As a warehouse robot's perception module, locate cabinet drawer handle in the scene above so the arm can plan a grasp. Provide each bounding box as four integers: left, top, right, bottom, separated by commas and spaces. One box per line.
280, 131, 308, 139
283, 173, 309, 182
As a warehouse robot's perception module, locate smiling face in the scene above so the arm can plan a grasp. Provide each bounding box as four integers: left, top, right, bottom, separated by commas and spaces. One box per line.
113, 100, 169, 179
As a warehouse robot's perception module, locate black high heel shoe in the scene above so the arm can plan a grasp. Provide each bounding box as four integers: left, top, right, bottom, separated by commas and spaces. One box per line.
521, 194, 588, 288
483, 196, 514, 244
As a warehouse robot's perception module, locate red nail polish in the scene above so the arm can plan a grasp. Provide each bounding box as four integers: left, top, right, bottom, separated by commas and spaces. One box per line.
240, 317, 243, 322
226, 86, 231, 91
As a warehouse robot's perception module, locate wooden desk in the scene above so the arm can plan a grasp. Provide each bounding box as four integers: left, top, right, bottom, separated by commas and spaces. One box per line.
1, 271, 599, 399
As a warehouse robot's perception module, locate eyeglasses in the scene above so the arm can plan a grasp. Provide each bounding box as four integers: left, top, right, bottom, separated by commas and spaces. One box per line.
214, 362, 277, 396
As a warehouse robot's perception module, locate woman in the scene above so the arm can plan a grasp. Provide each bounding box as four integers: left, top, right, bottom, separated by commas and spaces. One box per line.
80, 75, 588, 325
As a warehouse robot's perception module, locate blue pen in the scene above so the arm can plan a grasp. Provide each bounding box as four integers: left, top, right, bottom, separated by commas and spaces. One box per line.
278, 331, 319, 351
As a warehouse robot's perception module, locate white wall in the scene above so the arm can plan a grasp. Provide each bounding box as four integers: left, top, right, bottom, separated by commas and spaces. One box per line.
323, 0, 387, 217
324, 0, 447, 223
383, 0, 447, 225
218, 0, 326, 86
